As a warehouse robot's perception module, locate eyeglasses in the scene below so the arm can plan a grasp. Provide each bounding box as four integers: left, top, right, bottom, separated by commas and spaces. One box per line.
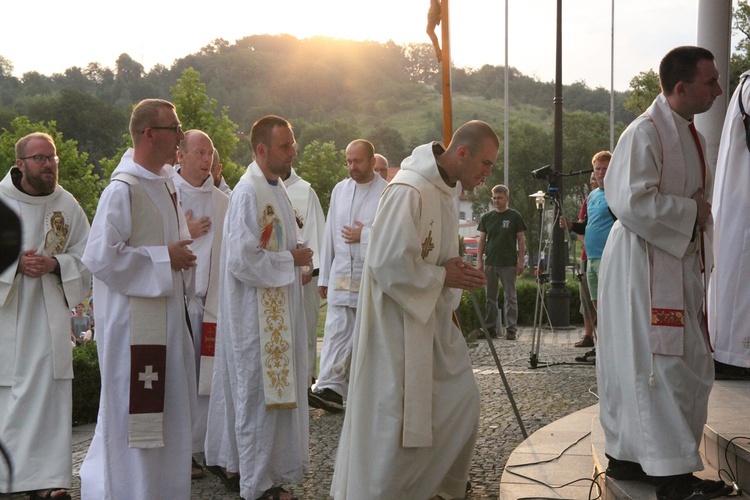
143, 124, 183, 134
19, 154, 59, 165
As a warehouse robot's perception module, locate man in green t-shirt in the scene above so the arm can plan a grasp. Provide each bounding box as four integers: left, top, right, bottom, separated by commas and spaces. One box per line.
477, 185, 527, 340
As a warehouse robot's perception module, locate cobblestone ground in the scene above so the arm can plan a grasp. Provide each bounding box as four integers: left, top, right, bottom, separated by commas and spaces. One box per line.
5, 326, 597, 500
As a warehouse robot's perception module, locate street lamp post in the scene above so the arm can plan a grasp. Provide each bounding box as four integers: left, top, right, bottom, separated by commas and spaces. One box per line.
545, 0, 570, 327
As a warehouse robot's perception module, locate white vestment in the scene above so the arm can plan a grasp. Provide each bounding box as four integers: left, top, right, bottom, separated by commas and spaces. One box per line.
174, 173, 228, 453
331, 143, 479, 499
79, 149, 197, 499
316, 175, 387, 396
0, 168, 90, 493
709, 69, 750, 368
204, 162, 308, 500
598, 96, 714, 477
285, 168, 325, 382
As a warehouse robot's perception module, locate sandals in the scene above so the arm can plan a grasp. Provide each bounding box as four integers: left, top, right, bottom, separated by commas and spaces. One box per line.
191, 456, 205, 479
255, 486, 298, 500
575, 336, 595, 348
205, 464, 240, 492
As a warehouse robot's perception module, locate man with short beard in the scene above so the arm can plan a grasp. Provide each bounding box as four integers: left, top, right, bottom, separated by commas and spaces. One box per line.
81, 99, 198, 499
309, 139, 387, 413
205, 115, 312, 500
0, 132, 91, 499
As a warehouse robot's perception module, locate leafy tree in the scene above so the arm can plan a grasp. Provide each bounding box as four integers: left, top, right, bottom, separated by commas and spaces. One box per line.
170, 67, 241, 188
296, 119, 361, 153
0, 55, 13, 77
368, 125, 409, 166
22, 89, 129, 164
403, 42, 441, 84
623, 69, 660, 115
294, 140, 346, 214
0, 117, 103, 219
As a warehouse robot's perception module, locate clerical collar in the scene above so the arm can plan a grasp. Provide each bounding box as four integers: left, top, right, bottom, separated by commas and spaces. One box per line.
432, 142, 455, 188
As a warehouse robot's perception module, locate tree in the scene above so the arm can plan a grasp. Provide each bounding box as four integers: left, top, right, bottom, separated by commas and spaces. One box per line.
294, 141, 346, 214
368, 125, 409, 166
0, 55, 13, 77
170, 67, 241, 188
296, 119, 361, 154
0, 117, 104, 219
623, 70, 660, 115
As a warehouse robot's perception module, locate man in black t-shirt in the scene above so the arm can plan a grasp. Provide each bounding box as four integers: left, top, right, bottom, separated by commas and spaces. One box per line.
477, 185, 527, 340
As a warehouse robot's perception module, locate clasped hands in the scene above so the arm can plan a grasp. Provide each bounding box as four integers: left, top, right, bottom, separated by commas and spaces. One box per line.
443, 257, 486, 290
17, 249, 58, 278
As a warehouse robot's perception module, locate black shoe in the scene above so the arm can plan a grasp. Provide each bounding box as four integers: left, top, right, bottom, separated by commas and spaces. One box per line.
308, 388, 344, 413
486, 327, 499, 339
714, 359, 750, 380
605, 454, 648, 482
655, 474, 732, 500
575, 348, 596, 363
505, 331, 516, 340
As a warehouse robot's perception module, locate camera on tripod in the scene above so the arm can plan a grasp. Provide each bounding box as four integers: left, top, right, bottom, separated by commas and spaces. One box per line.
531, 164, 562, 184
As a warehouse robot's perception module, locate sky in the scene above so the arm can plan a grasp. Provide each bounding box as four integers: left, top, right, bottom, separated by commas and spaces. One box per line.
0, 0, 740, 92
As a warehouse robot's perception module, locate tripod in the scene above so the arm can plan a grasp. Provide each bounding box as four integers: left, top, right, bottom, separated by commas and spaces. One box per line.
528, 190, 581, 369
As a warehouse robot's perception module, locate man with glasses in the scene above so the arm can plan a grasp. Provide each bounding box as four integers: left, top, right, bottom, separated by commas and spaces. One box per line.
81, 99, 198, 499
0, 132, 91, 499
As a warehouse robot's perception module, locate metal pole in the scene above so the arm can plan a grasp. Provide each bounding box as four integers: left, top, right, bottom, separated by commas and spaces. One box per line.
441, 0, 453, 145
545, 0, 570, 327
468, 290, 528, 438
610, 0, 615, 151
504, 0, 509, 187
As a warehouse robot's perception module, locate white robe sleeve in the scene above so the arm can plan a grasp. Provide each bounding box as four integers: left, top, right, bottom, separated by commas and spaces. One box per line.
83, 182, 174, 298
318, 199, 336, 288
367, 184, 445, 324
605, 122, 697, 258
224, 186, 295, 288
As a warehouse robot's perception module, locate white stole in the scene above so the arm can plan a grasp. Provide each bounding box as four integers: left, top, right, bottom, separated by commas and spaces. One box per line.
198, 188, 227, 396
645, 94, 704, 356
241, 165, 298, 410
112, 172, 170, 448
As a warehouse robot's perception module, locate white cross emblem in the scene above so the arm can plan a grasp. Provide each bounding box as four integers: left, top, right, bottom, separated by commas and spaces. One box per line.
138, 365, 159, 389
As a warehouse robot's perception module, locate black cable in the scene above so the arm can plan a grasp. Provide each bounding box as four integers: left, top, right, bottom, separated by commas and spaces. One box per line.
717, 435, 749, 495
505, 431, 602, 499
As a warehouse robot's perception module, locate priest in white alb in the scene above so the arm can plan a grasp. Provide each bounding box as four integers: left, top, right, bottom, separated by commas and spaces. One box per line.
204, 115, 312, 500
309, 139, 387, 413
173, 129, 229, 475
284, 167, 325, 388
598, 47, 731, 499
80, 99, 198, 499
708, 69, 750, 379
0, 132, 90, 500
331, 121, 498, 499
